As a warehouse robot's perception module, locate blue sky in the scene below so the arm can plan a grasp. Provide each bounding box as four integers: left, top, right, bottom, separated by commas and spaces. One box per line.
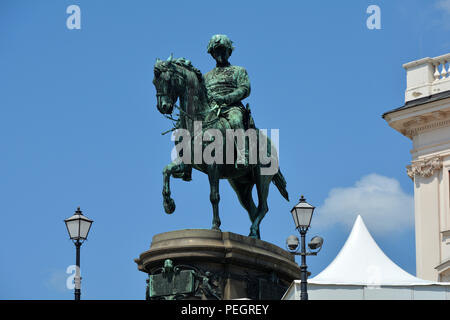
1, 0, 449, 299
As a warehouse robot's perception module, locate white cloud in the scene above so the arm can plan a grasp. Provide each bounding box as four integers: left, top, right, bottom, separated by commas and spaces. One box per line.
314, 174, 414, 235
436, 0, 450, 13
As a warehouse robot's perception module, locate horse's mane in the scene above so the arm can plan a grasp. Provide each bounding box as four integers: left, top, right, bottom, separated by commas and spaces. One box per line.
155, 56, 208, 109
172, 58, 204, 84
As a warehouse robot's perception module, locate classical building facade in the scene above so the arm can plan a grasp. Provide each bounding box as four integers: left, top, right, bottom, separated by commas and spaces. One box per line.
383, 53, 450, 282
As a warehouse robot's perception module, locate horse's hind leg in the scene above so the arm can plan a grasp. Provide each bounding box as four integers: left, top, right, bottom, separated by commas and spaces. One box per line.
207, 164, 221, 231
249, 174, 271, 239
162, 161, 186, 214
228, 179, 257, 226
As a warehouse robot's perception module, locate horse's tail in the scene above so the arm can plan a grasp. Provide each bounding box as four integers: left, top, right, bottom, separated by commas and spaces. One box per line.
272, 169, 289, 202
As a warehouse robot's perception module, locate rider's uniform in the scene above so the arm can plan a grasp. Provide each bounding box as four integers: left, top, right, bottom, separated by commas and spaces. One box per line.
204, 65, 251, 129
204, 65, 251, 166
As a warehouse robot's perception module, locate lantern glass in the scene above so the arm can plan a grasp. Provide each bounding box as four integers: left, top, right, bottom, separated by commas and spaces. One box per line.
290, 196, 315, 230
64, 208, 93, 241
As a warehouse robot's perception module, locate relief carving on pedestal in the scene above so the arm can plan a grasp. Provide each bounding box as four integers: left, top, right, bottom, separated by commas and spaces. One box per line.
406, 156, 443, 179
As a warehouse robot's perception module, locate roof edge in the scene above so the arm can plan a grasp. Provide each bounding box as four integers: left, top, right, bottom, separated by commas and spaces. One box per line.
382, 90, 450, 119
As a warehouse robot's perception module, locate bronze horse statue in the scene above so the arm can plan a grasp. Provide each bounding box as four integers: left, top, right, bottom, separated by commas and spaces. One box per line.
153, 56, 289, 239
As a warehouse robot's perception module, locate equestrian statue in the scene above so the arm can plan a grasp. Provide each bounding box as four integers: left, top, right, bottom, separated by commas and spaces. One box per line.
153, 34, 289, 239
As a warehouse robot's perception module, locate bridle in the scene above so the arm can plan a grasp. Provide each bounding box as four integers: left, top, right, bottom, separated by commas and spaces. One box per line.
155, 67, 222, 135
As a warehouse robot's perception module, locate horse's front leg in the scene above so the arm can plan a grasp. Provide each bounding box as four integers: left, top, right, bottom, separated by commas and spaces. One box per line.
207, 164, 221, 231
162, 161, 186, 214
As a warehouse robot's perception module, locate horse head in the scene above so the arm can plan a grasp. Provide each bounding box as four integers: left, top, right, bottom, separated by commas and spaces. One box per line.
153, 55, 181, 115
153, 55, 207, 119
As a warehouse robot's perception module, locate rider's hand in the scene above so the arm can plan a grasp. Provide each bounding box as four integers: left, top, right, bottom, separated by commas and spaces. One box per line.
211, 94, 226, 106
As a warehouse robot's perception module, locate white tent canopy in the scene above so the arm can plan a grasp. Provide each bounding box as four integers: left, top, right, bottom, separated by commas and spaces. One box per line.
310, 215, 432, 286
283, 215, 450, 300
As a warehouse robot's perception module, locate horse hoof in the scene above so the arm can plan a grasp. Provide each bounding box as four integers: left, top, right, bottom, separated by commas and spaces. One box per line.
248, 230, 260, 239
164, 198, 176, 214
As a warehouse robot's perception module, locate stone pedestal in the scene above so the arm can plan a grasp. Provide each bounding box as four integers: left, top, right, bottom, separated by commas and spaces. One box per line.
134, 229, 300, 300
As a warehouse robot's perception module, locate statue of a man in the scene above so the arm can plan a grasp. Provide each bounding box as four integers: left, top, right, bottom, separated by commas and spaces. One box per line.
204, 34, 251, 167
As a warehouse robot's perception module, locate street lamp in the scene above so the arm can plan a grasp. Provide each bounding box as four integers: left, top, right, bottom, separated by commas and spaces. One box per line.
64, 207, 93, 300
286, 195, 323, 300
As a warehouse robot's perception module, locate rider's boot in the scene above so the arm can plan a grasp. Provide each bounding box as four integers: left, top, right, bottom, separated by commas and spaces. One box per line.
182, 166, 192, 181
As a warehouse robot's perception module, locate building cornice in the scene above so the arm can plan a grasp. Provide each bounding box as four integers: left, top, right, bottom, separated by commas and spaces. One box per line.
401, 111, 450, 138
384, 97, 450, 139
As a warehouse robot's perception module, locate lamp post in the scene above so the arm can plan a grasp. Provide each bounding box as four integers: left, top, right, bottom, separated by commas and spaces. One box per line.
64, 207, 93, 300
286, 195, 323, 301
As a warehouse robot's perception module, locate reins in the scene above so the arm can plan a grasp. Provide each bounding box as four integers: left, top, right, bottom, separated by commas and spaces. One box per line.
161, 103, 222, 135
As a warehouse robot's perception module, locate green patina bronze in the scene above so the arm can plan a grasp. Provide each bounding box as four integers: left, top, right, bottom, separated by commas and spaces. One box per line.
147, 260, 196, 300
204, 35, 251, 165
153, 35, 289, 239
145, 259, 285, 300
146, 259, 222, 300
